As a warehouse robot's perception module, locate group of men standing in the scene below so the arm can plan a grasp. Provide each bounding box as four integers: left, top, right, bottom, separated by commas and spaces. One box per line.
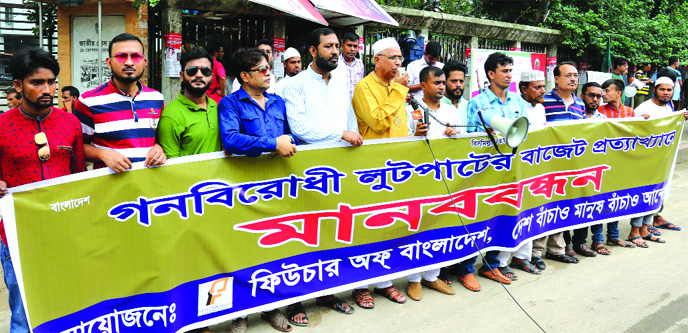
1, 27, 687, 333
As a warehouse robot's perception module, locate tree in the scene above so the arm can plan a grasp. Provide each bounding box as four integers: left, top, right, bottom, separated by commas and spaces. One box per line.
23, 0, 57, 55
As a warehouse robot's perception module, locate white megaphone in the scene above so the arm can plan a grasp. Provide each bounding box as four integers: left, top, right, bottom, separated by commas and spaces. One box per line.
481, 112, 530, 148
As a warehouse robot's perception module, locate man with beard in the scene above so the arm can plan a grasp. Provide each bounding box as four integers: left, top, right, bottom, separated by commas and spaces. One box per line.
75, 33, 166, 173
282, 27, 359, 326
157, 47, 221, 158
5, 87, 22, 111
338, 32, 364, 100
205, 43, 226, 104
353, 37, 413, 139
465, 52, 527, 285
274, 47, 301, 96
581, 82, 606, 119
441, 61, 469, 128
0, 47, 85, 333
636, 76, 688, 119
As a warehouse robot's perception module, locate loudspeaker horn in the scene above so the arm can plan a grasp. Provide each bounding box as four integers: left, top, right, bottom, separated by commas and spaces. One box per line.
486, 115, 530, 148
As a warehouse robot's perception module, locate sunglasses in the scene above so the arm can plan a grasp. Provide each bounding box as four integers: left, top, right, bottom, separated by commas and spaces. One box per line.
185, 66, 212, 77
247, 64, 271, 75
35, 132, 50, 162
113, 52, 144, 64
585, 93, 603, 99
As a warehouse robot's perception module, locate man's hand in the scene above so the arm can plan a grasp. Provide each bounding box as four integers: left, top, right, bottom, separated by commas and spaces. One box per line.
641, 114, 650, 120
342, 131, 363, 146
394, 72, 409, 86
275, 135, 297, 158
443, 123, 458, 137
99, 149, 133, 173
64, 100, 74, 113
144, 143, 167, 167
0, 181, 8, 199
414, 122, 428, 136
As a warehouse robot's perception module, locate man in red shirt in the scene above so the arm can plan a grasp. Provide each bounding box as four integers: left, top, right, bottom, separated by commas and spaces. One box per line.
206, 43, 226, 104
0, 47, 85, 333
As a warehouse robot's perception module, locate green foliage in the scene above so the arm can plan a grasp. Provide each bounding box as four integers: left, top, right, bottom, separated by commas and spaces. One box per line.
543, 0, 688, 64
23, 0, 57, 40
131, 0, 159, 10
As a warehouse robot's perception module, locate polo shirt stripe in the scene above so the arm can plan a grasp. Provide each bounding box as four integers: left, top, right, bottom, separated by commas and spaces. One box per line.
95, 118, 154, 133
98, 128, 156, 141
92, 144, 150, 158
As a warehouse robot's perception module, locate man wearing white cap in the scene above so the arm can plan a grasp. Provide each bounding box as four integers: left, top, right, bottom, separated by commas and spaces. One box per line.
353, 37, 415, 140
518, 70, 547, 128
274, 47, 301, 96
635, 76, 683, 119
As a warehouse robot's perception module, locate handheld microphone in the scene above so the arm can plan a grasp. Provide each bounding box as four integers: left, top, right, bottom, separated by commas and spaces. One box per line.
409, 97, 425, 124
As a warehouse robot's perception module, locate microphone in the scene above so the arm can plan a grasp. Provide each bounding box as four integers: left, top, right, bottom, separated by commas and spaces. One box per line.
409, 97, 425, 124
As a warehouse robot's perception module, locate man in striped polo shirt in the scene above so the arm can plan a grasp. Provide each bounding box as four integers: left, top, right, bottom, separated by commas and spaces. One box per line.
75, 33, 167, 172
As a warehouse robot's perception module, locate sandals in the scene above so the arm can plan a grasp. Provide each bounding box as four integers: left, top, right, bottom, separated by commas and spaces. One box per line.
607, 238, 635, 248
510, 259, 541, 275
315, 296, 355, 314
654, 222, 681, 231
545, 252, 579, 264
530, 256, 546, 271
261, 310, 292, 332
438, 268, 453, 285
642, 234, 666, 243
286, 303, 308, 327
592, 242, 611, 255
497, 266, 519, 280
373, 286, 407, 304
647, 226, 662, 236
627, 236, 648, 248
352, 288, 375, 309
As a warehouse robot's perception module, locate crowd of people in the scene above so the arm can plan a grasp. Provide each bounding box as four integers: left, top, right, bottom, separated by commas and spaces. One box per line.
1, 27, 687, 333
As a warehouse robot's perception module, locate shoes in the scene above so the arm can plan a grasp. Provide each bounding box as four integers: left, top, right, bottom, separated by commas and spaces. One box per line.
457, 273, 481, 292
573, 243, 597, 257
421, 279, 455, 295
261, 309, 292, 332
478, 267, 512, 284
564, 244, 578, 258
530, 256, 546, 270
230, 317, 248, 333
407, 281, 422, 301
545, 252, 580, 264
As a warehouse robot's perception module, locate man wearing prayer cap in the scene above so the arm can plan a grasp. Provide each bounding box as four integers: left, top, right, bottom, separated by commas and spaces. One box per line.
274, 47, 302, 96
352, 37, 416, 139
518, 70, 547, 128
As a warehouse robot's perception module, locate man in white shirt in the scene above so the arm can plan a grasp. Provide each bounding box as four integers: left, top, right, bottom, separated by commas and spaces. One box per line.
406, 66, 460, 138
440, 61, 469, 129
274, 47, 301, 96
231, 39, 276, 94
518, 70, 547, 128
407, 41, 444, 100
635, 76, 679, 119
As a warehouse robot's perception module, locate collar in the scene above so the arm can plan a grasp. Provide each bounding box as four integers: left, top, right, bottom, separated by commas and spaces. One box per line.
549, 88, 578, 103
307, 63, 333, 82
603, 102, 625, 112
108, 79, 143, 97
237, 86, 276, 109
484, 88, 511, 103
339, 54, 358, 67
19, 106, 52, 122
371, 71, 392, 87
177, 92, 213, 112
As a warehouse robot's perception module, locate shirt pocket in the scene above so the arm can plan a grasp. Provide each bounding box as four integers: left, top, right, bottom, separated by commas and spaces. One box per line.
239, 112, 264, 137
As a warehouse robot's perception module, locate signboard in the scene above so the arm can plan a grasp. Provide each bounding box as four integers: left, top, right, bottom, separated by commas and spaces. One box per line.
164, 33, 182, 78
469, 49, 546, 98
587, 70, 613, 85
3, 115, 683, 332
70, 16, 125, 94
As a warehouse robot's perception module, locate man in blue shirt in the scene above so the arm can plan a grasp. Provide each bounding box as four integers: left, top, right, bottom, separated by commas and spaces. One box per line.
217, 48, 296, 333
461, 52, 526, 289
219, 48, 297, 158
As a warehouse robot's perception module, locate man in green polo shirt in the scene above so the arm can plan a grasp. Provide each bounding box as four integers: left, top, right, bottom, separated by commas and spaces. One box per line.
158, 47, 222, 158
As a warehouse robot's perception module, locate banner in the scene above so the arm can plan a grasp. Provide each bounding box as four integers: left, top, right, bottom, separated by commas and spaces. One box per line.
1, 115, 684, 333
470, 49, 546, 98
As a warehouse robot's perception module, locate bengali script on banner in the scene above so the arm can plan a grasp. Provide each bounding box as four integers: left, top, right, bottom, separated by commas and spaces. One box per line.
0, 114, 683, 332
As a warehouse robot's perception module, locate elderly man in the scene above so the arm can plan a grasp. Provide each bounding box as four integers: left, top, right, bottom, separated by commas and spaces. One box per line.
339, 32, 364, 100
465, 52, 529, 284
274, 47, 301, 96
407, 41, 443, 100
4, 87, 21, 111
353, 37, 413, 139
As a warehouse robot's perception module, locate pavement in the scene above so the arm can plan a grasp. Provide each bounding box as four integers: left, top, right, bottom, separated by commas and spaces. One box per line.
1, 124, 687, 333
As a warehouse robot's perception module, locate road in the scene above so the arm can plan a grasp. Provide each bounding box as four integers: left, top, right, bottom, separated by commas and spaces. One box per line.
1, 124, 687, 333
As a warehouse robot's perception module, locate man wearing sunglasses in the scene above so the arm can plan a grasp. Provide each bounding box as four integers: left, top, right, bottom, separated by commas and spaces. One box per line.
74, 33, 166, 173
231, 39, 276, 95
157, 47, 221, 159
0, 47, 86, 333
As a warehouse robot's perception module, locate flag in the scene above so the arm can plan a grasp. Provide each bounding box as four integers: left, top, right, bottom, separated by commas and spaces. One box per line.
601, 35, 612, 73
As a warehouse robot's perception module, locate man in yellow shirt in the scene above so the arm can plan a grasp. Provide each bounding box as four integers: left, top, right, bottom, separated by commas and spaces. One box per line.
353, 37, 419, 139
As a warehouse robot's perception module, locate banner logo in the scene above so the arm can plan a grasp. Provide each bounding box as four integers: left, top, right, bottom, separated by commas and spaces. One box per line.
198, 277, 233, 316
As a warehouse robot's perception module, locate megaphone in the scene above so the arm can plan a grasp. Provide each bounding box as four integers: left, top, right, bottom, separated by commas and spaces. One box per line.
480, 112, 530, 148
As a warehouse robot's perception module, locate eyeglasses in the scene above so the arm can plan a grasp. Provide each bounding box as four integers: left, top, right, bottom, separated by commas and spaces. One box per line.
185, 66, 212, 77
559, 73, 580, 79
247, 64, 271, 75
113, 52, 144, 64
35, 132, 50, 162
585, 93, 603, 99
378, 54, 404, 63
